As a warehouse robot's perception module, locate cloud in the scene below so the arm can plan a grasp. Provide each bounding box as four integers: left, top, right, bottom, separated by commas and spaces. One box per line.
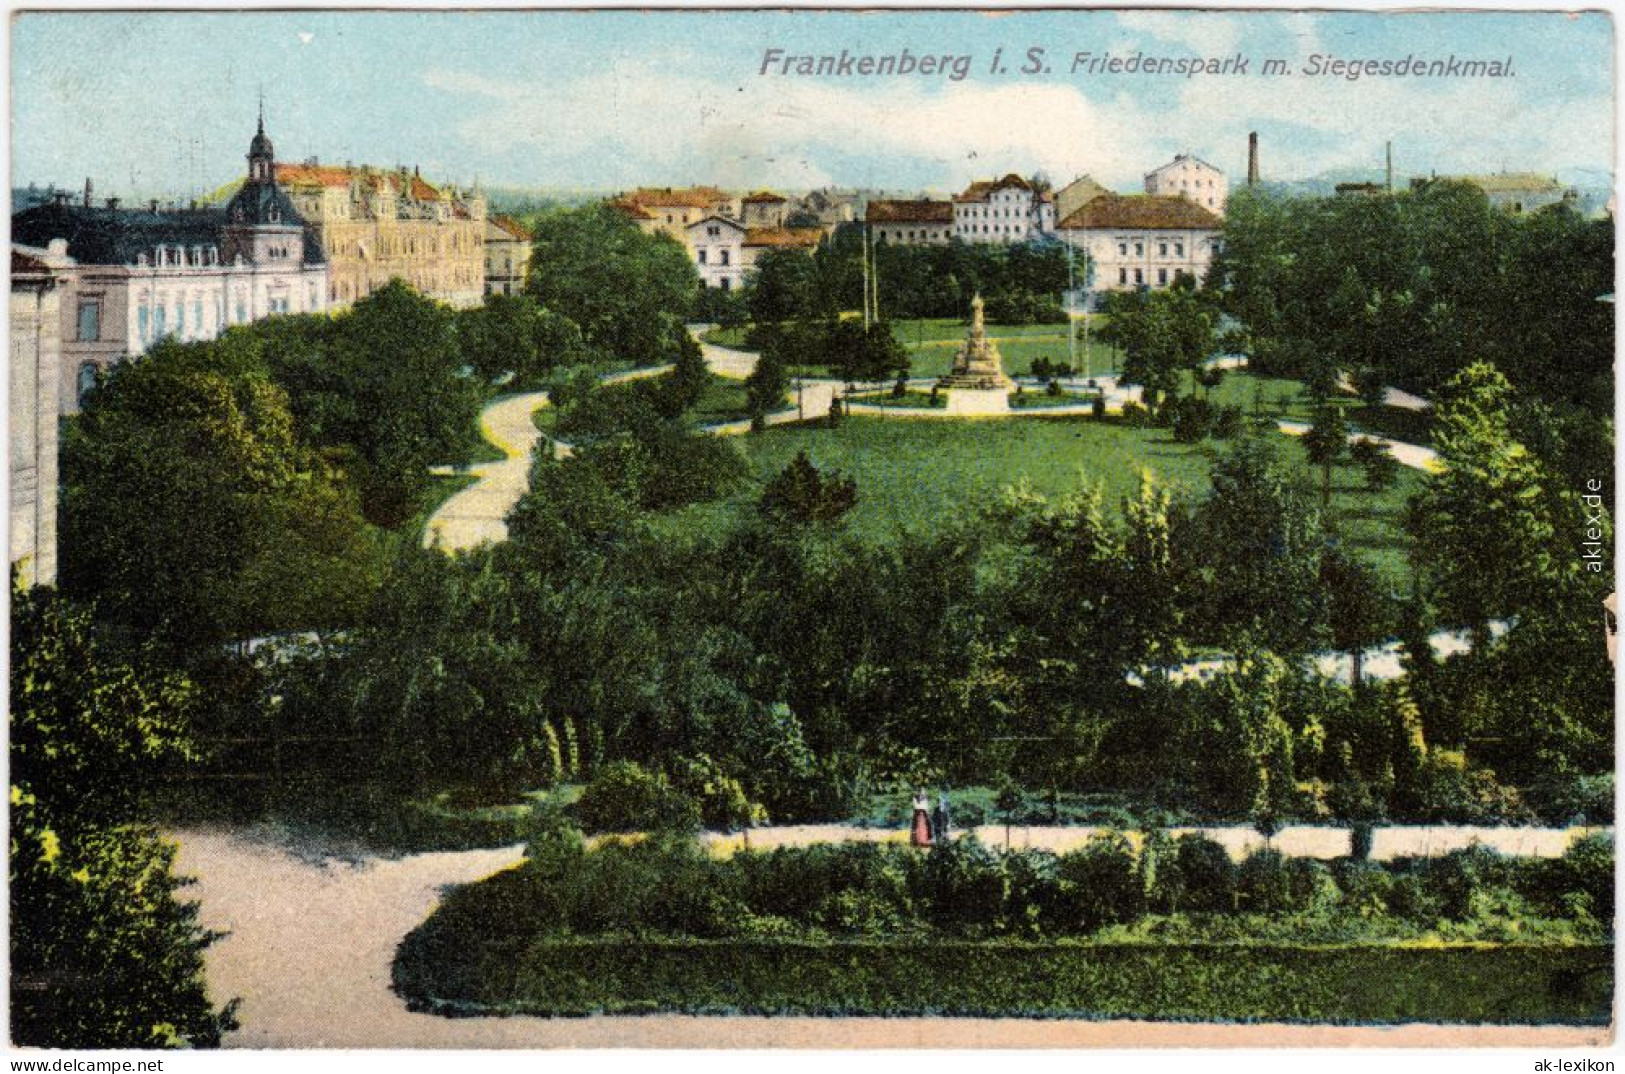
422, 20, 1613, 193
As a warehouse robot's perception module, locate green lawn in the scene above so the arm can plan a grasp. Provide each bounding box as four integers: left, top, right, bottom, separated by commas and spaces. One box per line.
703, 318, 1124, 381
845, 388, 946, 409
1009, 388, 1099, 410
662, 412, 1421, 587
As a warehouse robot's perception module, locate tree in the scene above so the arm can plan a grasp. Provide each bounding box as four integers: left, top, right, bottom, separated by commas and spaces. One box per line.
760, 451, 858, 524
1319, 546, 1393, 687
1350, 436, 1400, 493
746, 248, 819, 325
1097, 284, 1217, 403
326, 281, 487, 524
1188, 432, 1326, 651
1301, 403, 1350, 507
1408, 362, 1559, 645
528, 205, 700, 365
10, 586, 236, 1047
59, 338, 376, 646
744, 339, 790, 430
458, 292, 594, 387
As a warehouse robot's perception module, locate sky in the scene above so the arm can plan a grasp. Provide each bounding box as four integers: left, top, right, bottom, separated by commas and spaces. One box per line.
9, 8, 1616, 199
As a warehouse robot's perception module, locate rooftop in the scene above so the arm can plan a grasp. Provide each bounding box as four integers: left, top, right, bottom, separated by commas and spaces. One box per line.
1055, 193, 1223, 231
743, 226, 823, 249
866, 198, 954, 224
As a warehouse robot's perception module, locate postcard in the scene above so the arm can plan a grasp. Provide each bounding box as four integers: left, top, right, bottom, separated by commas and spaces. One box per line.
7, 4, 1616, 1057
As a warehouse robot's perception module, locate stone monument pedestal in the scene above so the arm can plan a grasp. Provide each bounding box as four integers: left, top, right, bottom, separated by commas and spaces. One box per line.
937, 293, 1015, 392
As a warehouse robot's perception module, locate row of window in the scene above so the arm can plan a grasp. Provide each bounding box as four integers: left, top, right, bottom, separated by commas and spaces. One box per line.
695, 248, 731, 266
1116, 240, 1188, 258
1118, 267, 1178, 286
139, 245, 221, 268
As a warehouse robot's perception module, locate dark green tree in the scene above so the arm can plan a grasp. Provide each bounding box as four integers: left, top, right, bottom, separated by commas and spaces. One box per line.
10, 586, 236, 1047
527, 204, 700, 365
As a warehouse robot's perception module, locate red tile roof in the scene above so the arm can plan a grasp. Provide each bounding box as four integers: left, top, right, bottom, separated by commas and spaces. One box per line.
866, 199, 954, 224
954, 173, 1034, 203
1056, 193, 1222, 231
743, 227, 823, 249
742, 190, 788, 204
490, 214, 532, 240
622, 186, 732, 210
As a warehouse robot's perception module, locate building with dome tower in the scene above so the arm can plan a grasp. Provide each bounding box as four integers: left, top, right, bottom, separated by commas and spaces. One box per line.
11, 110, 330, 413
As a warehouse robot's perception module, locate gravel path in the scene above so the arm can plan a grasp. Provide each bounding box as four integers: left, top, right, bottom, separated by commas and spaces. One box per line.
171, 826, 1609, 1049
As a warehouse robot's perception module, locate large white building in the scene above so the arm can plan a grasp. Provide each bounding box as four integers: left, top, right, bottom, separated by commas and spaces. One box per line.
1056, 194, 1223, 294
10, 243, 72, 587
952, 174, 1055, 244
866, 199, 955, 246
1143, 154, 1228, 216
11, 117, 329, 413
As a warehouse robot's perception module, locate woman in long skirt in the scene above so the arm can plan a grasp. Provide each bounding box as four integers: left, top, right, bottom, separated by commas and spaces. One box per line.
910, 790, 933, 846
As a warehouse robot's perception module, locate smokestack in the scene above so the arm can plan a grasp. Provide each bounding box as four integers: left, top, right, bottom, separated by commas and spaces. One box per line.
1385, 141, 1393, 193
1247, 133, 1259, 187
83, 177, 93, 208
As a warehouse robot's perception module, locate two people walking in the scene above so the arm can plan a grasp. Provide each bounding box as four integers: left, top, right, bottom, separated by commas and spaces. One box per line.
910, 789, 952, 847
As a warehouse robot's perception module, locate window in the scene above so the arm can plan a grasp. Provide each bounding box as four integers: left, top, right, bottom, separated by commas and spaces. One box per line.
1118, 242, 1127, 257
236, 299, 247, 324
1175, 242, 1185, 257
137, 306, 150, 342
1118, 268, 1127, 285
1158, 269, 1168, 285
1134, 269, 1143, 284
194, 301, 204, 332
77, 362, 97, 404
720, 250, 730, 266
697, 249, 707, 265
154, 305, 167, 337
719, 277, 731, 292
76, 299, 101, 342
1134, 242, 1143, 256
707, 226, 720, 238
1159, 243, 1168, 256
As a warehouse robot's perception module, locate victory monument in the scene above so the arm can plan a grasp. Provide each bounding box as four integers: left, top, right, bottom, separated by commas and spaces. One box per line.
938, 293, 1016, 391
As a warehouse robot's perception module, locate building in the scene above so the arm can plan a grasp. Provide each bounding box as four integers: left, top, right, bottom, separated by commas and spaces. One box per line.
741, 191, 790, 229
484, 214, 533, 297
1143, 154, 1228, 216
686, 215, 748, 290
10, 243, 72, 587
278, 160, 486, 308
795, 187, 862, 227
952, 174, 1054, 244
1447, 172, 1576, 214
1055, 193, 1222, 294
684, 217, 822, 290
608, 186, 738, 245
11, 115, 330, 414
866, 199, 955, 246
1053, 175, 1110, 228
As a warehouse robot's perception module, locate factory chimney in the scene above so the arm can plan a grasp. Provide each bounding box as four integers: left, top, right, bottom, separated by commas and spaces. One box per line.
83, 177, 93, 208
1385, 141, 1393, 193
1247, 132, 1259, 186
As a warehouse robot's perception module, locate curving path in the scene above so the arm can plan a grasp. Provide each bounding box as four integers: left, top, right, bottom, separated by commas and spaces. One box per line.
422, 367, 670, 553
172, 824, 1608, 1048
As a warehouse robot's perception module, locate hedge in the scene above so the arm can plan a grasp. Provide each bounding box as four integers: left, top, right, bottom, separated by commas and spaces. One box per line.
395, 932, 1612, 1024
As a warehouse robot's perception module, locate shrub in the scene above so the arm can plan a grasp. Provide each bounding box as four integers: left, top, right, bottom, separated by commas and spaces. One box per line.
1334, 860, 1396, 918
670, 754, 767, 832
1056, 833, 1145, 932
1046, 378, 1063, 397
575, 760, 702, 833
1091, 395, 1107, 419
1165, 835, 1236, 912
1237, 848, 1296, 913
919, 835, 1007, 933
1210, 404, 1244, 440
1119, 401, 1150, 427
